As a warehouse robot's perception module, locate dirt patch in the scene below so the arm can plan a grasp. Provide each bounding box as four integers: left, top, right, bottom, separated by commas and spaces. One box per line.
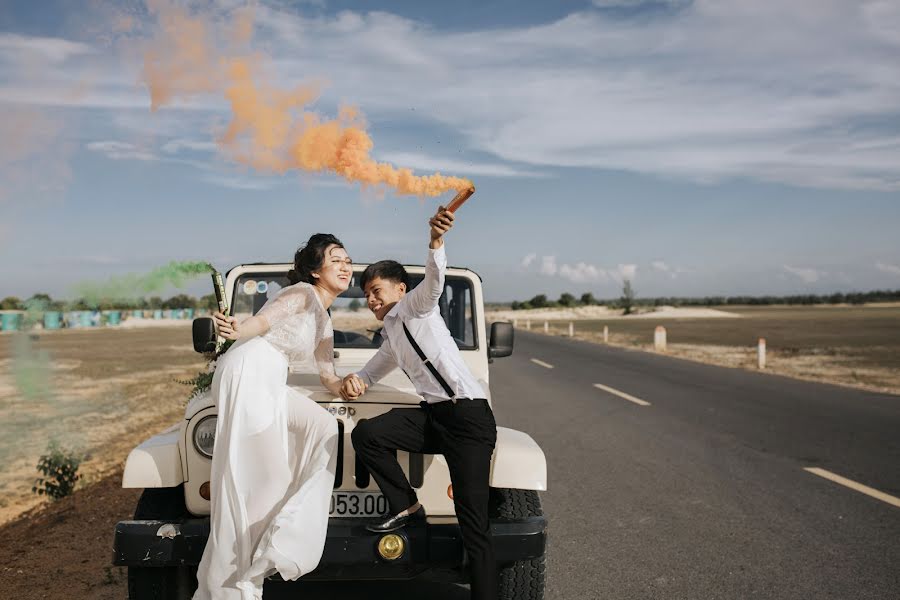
0, 468, 137, 599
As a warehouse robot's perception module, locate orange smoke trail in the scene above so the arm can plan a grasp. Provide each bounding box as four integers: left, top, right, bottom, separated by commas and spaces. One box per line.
140, 1, 472, 196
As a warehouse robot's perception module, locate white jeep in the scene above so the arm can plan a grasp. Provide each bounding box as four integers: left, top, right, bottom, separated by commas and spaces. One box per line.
112, 261, 548, 599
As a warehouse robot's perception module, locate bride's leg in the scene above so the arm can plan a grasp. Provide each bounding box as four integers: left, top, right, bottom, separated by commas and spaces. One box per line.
194, 343, 290, 600
244, 391, 338, 582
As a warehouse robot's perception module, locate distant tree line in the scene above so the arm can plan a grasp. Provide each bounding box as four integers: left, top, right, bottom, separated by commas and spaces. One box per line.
506, 289, 900, 310
0, 293, 219, 312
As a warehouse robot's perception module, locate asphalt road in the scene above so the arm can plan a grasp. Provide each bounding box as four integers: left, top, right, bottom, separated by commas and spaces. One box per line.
273, 331, 900, 599
491, 331, 900, 599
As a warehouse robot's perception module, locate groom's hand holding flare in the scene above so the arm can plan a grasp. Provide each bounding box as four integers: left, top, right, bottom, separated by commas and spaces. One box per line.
429, 206, 455, 249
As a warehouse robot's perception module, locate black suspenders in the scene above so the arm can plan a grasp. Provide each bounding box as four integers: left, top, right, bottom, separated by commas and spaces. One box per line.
402, 322, 455, 399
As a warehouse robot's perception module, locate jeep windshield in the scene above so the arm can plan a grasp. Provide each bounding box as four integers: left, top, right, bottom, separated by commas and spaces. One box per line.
230, 270, 477, 350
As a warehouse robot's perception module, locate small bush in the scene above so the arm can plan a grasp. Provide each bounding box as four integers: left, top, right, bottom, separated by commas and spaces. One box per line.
32, 441, 85, 500
177, 339, 234, 401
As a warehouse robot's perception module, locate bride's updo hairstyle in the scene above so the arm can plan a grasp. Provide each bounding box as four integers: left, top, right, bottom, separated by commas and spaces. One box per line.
287, 233, 345, 285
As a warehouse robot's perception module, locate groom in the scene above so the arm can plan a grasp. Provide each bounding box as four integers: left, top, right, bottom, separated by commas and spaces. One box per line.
343, 205, 498, 600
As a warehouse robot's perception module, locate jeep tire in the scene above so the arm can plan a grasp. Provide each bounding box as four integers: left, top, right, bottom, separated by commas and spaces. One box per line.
490, 488, 546, 600
128, 486, 198, 600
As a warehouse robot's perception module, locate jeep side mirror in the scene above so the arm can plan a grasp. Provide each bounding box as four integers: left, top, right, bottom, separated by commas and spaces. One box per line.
193, 317, 217, 353
488, 321, 514, 358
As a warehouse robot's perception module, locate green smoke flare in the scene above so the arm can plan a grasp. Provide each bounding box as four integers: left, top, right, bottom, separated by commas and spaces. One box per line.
73, 260, 213, 308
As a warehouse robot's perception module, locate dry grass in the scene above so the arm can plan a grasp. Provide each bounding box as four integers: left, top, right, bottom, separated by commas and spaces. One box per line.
0, 325, 205, 524
519, 305, 900, 396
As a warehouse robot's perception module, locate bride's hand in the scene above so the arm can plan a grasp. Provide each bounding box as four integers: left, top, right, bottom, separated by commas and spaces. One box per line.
214, 312, 241, 340
340, 374, 366, 400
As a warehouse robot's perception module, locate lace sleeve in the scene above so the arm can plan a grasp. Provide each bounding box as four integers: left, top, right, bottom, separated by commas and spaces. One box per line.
256, 284, 312, 330
314, 319, 336, 380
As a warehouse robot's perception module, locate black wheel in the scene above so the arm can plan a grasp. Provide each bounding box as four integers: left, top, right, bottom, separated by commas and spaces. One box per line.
490, 488, 546, 600
127, 485, 198, 600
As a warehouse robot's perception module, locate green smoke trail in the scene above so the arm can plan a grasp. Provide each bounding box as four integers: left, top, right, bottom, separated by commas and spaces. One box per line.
22, 296, 50, 329
72, 260, 213, 308
10, 334, 54, 405
5, 333, 85, 481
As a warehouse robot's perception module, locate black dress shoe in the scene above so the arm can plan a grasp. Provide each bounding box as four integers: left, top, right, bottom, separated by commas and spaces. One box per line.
366, 506, 426, 533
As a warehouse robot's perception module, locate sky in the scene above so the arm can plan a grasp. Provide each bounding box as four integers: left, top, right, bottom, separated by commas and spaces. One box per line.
1, 0, 899, 302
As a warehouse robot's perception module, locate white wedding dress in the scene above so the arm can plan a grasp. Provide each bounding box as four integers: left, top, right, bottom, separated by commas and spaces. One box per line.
193, 282, 339, 600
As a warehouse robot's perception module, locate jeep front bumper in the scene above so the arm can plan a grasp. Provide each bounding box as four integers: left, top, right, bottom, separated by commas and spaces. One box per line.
112, 517, 546, 581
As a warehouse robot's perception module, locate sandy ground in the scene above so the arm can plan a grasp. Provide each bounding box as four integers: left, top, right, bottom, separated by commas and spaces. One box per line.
487, 305, 740, 322
0, 326, 202, 526
529, 324, 900, 397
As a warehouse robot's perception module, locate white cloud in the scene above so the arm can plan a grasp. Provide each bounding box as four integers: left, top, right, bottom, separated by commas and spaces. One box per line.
200, 174, 276, 191
5, 1, 900, 191
161, 138, 219, 154
875, 261, 900, 277
592, 0, 684, 7
247, 1, 900, 191
378, 152, 545, 179
559, 262, 608, 284
540, 256, 558, 276
0, 33, 94, 64
524, 254, 610, 284
651, 259, 688, 279
618, 264, 637, 282
783, 265, 825, 283
86, 141, 157, 161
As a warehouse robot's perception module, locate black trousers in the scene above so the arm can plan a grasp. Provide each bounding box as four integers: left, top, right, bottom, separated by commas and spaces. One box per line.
351, 399, 498, 600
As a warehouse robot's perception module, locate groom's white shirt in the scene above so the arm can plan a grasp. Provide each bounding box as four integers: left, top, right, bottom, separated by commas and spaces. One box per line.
356, 245, 487, 404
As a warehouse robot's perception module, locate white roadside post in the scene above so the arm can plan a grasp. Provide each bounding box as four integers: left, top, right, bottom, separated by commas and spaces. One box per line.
654, 325, 667, 351
568, 322, 574, 337
603, 325, 609, 343
544, 321, 549, 334
758, 338, 766, 369
525, 319, 531, 330
513, 318, 518, 328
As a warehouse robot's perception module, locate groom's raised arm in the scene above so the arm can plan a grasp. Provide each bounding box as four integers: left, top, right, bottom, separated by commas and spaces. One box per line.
405, 206, 454, 317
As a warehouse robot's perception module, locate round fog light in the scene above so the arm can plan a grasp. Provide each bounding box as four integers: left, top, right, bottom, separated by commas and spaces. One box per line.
199, 481, 211, 500
377, 534, 405, 561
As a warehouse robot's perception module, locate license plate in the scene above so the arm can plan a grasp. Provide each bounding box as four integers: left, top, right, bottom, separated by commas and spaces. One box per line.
329, 492, 389, 517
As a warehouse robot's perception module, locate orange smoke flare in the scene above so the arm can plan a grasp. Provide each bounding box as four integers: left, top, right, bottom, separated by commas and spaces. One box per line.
140, 1, 472, 196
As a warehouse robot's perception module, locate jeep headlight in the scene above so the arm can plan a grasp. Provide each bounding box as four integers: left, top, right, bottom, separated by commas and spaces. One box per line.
193, 415, 217, 458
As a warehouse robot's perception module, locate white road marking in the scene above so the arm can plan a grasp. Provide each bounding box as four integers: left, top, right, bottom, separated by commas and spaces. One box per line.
804, 467, 900, 508
530, 358, 554, 369
592, 383, 651, 407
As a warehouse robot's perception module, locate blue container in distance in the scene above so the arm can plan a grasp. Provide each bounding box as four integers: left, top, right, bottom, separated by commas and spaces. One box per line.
106, 311, 122, 326
132, 310, 143, 318
1, 313, 20, 331
43, 311, 62, 330
153, 309, 163, 320
184, 308, 195, 319
80, 311, 93, 327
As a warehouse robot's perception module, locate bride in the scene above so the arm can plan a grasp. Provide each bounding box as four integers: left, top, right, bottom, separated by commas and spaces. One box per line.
193, 233, 352, 600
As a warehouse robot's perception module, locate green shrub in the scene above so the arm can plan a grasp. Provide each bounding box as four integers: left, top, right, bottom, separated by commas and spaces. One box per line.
178, 339, 234, 401
32, 442, 85, 500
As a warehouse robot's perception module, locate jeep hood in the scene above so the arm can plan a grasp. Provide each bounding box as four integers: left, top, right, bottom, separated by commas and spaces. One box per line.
184, 367, 443, 418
